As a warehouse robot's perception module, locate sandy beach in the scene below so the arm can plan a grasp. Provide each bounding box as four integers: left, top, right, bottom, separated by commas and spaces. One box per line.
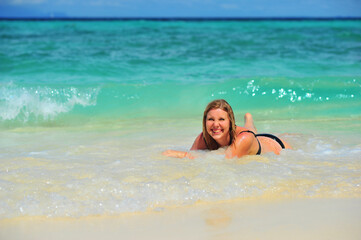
1, 198, 360, 240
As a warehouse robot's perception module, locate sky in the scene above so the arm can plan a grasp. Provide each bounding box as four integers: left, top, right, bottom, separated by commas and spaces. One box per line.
0, 0, 360, 18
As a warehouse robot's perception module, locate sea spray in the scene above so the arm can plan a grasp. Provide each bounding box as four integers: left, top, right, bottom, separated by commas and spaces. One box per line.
0, 82, 100, 124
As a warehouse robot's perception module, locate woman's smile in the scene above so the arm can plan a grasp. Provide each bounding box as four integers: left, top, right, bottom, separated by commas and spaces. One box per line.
211, 128, 223, 135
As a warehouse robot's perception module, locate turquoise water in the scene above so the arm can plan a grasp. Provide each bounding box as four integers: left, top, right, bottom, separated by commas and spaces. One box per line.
1, 20, 360, 126
0, 20, 360, 219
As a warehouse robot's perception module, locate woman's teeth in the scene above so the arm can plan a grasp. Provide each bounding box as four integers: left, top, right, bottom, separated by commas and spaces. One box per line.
213, 129, 222, 134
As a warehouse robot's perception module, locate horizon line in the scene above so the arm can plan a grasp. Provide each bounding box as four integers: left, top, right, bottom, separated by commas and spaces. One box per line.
1, 16, 361, 21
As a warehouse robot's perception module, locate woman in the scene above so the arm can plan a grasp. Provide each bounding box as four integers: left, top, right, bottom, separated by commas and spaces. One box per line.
163, 99, 291, 159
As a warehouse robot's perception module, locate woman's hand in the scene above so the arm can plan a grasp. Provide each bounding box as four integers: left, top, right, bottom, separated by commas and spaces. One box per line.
162, 150, 195, 159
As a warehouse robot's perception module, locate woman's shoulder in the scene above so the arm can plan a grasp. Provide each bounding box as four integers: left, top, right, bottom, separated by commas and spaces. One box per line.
190, 132, 207, 150
226, 127, 259, 158
234, 126, 258, 147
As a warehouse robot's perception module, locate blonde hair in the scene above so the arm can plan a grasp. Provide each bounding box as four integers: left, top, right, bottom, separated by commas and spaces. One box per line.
202, 99, 236, 150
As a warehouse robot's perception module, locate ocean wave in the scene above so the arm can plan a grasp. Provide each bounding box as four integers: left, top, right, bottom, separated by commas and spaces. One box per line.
0, 77, 359, 127
0, 83, 100, 122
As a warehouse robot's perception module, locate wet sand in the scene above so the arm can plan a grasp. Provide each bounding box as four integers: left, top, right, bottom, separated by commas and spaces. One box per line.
1, 198, 360, 240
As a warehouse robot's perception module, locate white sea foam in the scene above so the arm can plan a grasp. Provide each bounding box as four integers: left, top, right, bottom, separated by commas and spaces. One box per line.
0, 82, 100, 122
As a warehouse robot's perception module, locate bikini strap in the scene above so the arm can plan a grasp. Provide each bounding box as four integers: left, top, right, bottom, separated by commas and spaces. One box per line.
238, 130, 261, 155
255, 133, 285, 149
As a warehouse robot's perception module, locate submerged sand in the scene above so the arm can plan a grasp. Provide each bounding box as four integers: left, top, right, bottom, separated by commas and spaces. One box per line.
1, 198, 360, 240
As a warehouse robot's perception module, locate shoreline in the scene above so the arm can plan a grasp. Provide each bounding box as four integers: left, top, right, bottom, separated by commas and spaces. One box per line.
1, 198, 360, 240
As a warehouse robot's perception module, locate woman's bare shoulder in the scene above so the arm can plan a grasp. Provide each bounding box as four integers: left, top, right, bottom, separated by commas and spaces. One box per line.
226, 130, 257, 158
190, 133, 207, 150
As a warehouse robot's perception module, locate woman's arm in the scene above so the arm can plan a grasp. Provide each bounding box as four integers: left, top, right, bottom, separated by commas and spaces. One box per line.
162, 150, 194, 159
162, 133, 205, 159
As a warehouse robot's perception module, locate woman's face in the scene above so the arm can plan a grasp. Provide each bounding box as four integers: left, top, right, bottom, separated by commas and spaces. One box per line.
206, 108, 230, 146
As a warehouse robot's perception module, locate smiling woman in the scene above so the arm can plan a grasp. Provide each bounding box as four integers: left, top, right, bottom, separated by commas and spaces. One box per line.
163, 99, 291, 159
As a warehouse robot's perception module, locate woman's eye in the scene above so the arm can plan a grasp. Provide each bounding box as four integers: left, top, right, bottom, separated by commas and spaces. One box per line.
207, 118, 214, 121
220, 118, 225, 121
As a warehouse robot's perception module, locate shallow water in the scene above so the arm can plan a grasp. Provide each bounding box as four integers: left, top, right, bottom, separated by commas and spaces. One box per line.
0, 118, 360, 219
